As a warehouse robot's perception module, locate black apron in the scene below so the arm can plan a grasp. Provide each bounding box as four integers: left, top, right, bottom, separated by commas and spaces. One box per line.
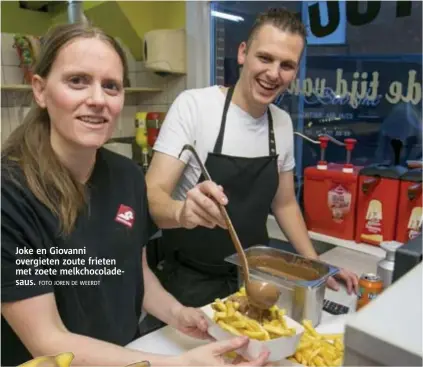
158, 86, 279, 307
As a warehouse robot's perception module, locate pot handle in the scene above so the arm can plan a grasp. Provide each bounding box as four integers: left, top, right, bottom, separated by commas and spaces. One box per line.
305, 265, 340, 288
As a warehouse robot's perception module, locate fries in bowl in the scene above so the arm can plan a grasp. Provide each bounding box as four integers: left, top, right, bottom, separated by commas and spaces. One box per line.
202, 287, 304, 362
211, 287, 296, 341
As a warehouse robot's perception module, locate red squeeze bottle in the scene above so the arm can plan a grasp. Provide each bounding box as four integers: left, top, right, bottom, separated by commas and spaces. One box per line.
147, 112, 162, 148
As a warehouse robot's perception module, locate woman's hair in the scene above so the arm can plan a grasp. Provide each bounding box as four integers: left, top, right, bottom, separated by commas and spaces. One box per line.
1, 23, 129, 236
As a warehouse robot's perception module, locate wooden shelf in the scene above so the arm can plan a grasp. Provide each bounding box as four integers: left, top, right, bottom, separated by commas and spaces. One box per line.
1, 84, 32, 91
145, 66, 186, 76
125, 87, 162, 93
1, 84, 162, 93
266, 215, 386, 258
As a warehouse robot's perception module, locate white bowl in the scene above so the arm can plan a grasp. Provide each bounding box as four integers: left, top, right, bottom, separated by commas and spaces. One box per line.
202, 304, 304, 362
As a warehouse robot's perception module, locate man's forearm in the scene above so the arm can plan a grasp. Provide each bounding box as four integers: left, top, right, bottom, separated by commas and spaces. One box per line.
147, 187, 183, 229
142, 249, 183, 327
272, 201, 318, 259
38, 330, 175, 366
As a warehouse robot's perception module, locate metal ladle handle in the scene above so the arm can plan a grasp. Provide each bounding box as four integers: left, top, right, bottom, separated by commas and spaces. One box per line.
178, 144, 213, 181
178, 144, 250, 282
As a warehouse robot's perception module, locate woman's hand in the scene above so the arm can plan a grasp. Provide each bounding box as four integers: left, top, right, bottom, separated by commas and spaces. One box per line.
170, 336, 270, 366
170, 305, 210, 339
327, 268, 359, 295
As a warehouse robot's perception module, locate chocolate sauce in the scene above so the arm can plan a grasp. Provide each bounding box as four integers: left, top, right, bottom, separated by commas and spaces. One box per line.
248, 255, 320, 281
229, 294, 271, 322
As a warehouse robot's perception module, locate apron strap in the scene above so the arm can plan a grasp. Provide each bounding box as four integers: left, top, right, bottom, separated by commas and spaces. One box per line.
213, 86, 234, 154
267, 109, 276, 156
213, 85, 277, 156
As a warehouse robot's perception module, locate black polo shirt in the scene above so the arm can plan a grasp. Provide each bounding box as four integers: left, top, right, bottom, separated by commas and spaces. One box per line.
1, 148, 156, 366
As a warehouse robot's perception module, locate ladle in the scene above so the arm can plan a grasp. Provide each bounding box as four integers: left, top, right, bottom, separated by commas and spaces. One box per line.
178, 144, 281, 310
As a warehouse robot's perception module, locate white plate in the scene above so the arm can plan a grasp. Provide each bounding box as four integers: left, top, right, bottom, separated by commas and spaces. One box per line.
202, 304, 304, 362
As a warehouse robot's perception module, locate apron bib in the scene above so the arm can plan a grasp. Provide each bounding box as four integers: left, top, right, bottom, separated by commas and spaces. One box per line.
159, 86, 279, 306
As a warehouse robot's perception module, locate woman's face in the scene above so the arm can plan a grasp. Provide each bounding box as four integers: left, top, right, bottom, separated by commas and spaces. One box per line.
33, 37, 125, 152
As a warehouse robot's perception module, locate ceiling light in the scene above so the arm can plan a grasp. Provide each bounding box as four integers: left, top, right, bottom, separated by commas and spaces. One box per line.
211, 10, 244, 22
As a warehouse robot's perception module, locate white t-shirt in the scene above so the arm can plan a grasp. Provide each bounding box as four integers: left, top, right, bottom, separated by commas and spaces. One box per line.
153, 85, 296, 200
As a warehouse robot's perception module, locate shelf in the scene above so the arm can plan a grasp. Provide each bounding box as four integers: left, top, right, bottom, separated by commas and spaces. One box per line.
107, 136, 134, 144
1, 84, 162, 93
1, 84, 32, 91
125, 87, 162, 93
145, 66, 186, 76
266, 215, 386, 258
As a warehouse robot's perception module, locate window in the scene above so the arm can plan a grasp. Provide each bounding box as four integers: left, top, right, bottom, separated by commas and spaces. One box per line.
210, 1, 422, 197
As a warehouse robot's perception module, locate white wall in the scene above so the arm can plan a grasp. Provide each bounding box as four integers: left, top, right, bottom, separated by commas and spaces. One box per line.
1, 33, 187, 147
185, 1, 212, 90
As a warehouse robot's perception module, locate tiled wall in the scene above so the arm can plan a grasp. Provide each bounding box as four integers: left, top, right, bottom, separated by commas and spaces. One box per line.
1, 33, 187, 149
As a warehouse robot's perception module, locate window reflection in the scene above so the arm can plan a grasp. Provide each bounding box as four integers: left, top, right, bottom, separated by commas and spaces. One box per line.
210, 0, 422, 176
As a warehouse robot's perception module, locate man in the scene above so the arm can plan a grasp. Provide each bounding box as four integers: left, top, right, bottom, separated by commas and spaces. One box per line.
146, 8, 358, 308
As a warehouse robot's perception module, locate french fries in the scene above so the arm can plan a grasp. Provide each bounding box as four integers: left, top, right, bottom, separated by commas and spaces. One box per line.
211, 287, 296, 341
288, 320, 344, 367
211, 288, 345, 366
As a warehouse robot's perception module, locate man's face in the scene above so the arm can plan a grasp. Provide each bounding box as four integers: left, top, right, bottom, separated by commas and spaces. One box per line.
238, 24, 303, 107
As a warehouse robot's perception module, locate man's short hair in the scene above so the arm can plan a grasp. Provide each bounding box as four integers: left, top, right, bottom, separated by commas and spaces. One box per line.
246, 7, 308, 50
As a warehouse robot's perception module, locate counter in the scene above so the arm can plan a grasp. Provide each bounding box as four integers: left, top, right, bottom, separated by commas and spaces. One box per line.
127, 247, 382, 364
267, 215, 386, 258
126, 277, 359, 363
343, 262, 422, 366
127, 291, 355, 362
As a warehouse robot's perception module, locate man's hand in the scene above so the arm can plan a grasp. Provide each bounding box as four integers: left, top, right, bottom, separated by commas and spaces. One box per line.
327, 268, 359, 295
177, 181, 228, 229
170, 305, 210, 340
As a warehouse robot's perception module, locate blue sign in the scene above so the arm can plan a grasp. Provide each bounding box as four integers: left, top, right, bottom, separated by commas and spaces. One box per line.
305, 1, 347, 45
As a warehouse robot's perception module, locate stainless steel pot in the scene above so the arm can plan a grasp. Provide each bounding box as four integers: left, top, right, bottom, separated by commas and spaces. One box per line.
225, 246, 339, 326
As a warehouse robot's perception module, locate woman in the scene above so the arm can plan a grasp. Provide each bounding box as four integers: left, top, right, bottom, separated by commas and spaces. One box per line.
1, 23, 269, 366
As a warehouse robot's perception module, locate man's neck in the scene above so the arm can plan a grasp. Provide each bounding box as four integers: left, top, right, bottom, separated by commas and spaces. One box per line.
51, 133, 97, 184
231, 81, 267, 119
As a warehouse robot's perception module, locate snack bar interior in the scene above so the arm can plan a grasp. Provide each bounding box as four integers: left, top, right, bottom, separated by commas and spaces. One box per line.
1, 1, 421, 367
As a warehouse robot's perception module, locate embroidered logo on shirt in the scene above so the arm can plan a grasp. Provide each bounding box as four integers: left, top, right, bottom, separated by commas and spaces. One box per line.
115, 204, 135, 228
